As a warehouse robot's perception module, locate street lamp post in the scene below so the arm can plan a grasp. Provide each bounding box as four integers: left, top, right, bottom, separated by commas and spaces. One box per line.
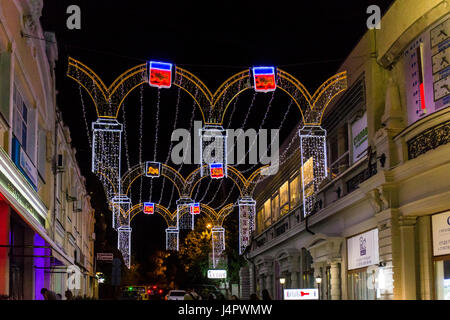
315, 276, 322, 300
279, 277, 286, 300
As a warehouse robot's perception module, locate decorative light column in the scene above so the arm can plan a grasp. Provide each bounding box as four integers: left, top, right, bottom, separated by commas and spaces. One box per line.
117, 226, 132, 269
166, 227, 179, 251
238, 197, 256, 254
211, 227, 225, 268
299, 126, 328, 217
92, 118, 123, 201
177, 198, 194, 230
111, 195, 131, 230
199, 125, 227, 178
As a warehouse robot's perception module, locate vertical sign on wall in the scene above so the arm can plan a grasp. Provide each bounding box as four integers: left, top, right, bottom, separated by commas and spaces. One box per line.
351, 112, 368, 163
404, 14, 449, 125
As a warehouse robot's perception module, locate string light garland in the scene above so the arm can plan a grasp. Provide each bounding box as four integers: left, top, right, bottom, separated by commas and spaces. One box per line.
69, 58, 348, 265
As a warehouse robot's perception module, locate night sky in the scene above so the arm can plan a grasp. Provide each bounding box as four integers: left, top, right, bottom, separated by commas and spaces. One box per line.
40, 0, 395, 264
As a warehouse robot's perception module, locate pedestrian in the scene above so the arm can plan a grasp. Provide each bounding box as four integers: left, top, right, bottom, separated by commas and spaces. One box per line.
65, 290, 73, 300
262, 289, 271, 300
249, 293, 259, 300
230, 295, 239, 300
56, 293, 62, 300
41, 288, 57, 300
183, 288, 201, 300
208, 292, 216, 300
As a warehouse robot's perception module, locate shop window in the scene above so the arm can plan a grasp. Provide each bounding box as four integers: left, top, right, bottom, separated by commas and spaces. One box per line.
263, 199, 271, 228
289, 175, 300, 208
257, 208, 264, 234
271, 194, 280, 221
279, 181, 289, 216
347, 268, 376, 300
434, 258, 450, 300
301, 248, 315, 289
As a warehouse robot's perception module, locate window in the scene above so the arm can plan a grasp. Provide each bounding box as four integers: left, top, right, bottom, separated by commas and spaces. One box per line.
289, 175, 300, 208
279, 181, 289, 216
271, 194, 279, 221
12, 85, 36, 162
257, 208, 264, 233
263, 200, 271, 228
347, 268, 376, 300
37, 128, 47, 180
434, 258, 450, 300
301, 248, 314, 289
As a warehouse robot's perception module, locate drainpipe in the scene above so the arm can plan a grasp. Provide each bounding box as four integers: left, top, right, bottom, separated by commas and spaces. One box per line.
52, 110, 60, 242
305, 215, 315, 235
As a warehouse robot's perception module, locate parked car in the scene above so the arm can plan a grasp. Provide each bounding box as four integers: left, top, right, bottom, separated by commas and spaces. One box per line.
165, 290, 186, 300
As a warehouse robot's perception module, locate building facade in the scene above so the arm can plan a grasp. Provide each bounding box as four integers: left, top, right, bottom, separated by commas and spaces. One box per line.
243, 0, 450, 300
0, 0, 97, 299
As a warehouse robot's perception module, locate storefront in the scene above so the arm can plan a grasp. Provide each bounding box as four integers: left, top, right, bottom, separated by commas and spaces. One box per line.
432, 211, 450, 300
346, 228, 380, 300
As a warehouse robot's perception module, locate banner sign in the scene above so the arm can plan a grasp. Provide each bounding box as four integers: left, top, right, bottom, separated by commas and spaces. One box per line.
145, 161, 161, 178
149, 61, 172, 88
143, 202, 155, 214
404, 14, 449, 125
347, 229, 379, 270
252, 66, 276, 92
351, 112, 368, 163
432, 211, 450, 256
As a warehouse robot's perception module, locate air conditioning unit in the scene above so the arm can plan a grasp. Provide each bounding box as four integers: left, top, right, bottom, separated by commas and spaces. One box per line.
57, 154, 65, 171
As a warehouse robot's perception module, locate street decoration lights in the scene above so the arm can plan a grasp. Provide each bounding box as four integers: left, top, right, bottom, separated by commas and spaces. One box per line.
238, 197, 256, 254
149, 61, 173, 88
252, 67, 276, 92
68, 56, 348, 267
143, 202, 155, 215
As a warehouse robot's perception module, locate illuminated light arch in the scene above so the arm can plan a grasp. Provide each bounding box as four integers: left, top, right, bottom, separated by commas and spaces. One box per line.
121, 163, 186, 197
216, 69, 348, 126
126, 202, 230, 227
67, 57, 212, 122
68, 58, 346, 125
186, 165, 247, 198
216, 203, 236, 226
127, 203, 175, 227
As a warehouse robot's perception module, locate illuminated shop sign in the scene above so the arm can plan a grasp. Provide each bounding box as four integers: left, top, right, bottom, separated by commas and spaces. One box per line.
207, 269, 227, 279
143, 202, 155, 215
252, 66, 276, 92
149, 61, 173, 88
145, 161, 161, 178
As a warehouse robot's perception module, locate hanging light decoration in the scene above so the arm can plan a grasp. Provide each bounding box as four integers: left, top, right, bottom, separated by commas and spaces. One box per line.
211, 227, 226, 268
299, 126, 328, 217
238, 197, 256, 254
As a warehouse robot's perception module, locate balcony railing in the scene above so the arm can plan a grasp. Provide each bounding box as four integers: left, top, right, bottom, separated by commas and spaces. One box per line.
407, 120, 450, 160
